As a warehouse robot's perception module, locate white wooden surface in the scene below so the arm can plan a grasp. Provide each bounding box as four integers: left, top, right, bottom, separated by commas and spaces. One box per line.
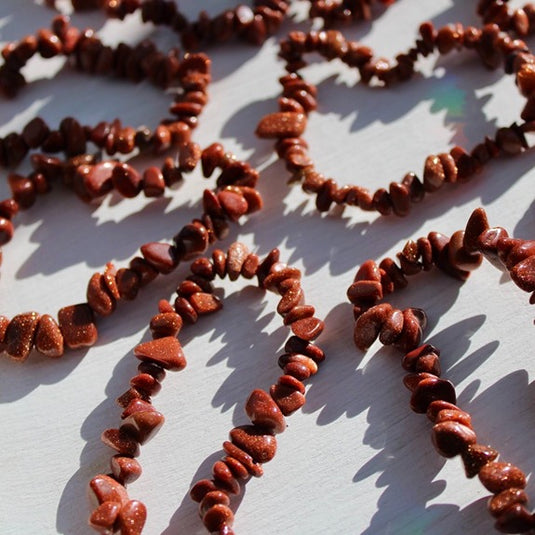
1, 1, 535, 534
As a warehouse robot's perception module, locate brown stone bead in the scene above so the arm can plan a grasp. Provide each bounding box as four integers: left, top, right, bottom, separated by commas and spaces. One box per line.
462, 443, 499, 479
245, 389, 286, 434
291, 316, 324, 341
217, 189, 248, 221
402, 344, 441, 375
494, 503, 535, 533
112, 163, 142, 198
173, 296, 198, 323
448, 229, 483, 271
0, 199, 19, 220
22, 117, 49, 148
346, 280, 383, 305
190, 479, 218, 503
3, 312, 40, 361
256, 112, 307, 138
130, 373, 161, 396
200, 490, 231, 516
270, 382, 306, 416
426, 400, 460, 422
223, 456, 249, 480
511, 255, 535, 292
101, 428, 140, 457
140, 242, 178, 274
137, 362, 166, 383
277, 279, 304, 315
78, 162, 116, 199
278, 353, 318, 376
87, 273, 116, 316
34, 314, 64, 358
178, 141, 201, 171
89, 500, 121, 533
410, 376, 456, 413
203, 504, 234, 532
116, 500, 147, 535
134, 336, 186, 371
239, 253, 259, 279
0, 218, 14, 246
229, 425, 277, 464
88, 474, 129, 508
431, 420, 477, 458
57, 303, 97, 349
423, 155, 445, 192
517, 62, 535, 97
394, 308, 425, 352
501, 239, 535, 270
149, 312, 183, 338
283, 304, 315, 326
116, 387, 149, 409
353, 303, 392, 350
223, 440, 264, 477
174, 223, 209, 260
115, 268, 141, 300
59, 117, 86, 156
8, 174, 35, 209
121, 399, 154, 419
226, 242, 249, 281
489, 488, 529, 518
378, 308, 404, 345
37, 28, 62, 58
212, 460, 240, 495
120, 409, 164, 444
435, 408, 472, 428
479, 462, 527, 494
0, 315, 9, 347
284, 335, 325, 363
110, 455, 142, 485
189, 292, 223, 315
142, 166, 166, 197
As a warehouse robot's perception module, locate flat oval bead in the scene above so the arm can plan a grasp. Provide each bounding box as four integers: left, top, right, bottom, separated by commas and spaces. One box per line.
199, 490, 231, 516
291, 316, 324, 341
222, 441, 263, 478
134, 336, 186, 371
229, 425, 277, 464
34, 314, 64, 358
245, 389, 286, 434
256, 112, 307, 138
479, 462, 527, 494
203, 504, 234, 532
212, 460, 240, 495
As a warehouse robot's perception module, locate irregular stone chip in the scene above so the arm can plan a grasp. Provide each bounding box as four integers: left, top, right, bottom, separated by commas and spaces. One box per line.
245, 389, 286, 434
58, 303, 98, 349
34, 314, 64, 358
256, 112, 307, 138
133, 336, 186, 371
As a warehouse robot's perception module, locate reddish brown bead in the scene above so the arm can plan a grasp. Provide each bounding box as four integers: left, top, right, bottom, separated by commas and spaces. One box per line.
120, 409, 164, 444
89, 501, 121, 533
116, 500, 147, 535
58, 303, 97, 349
489, 488, 529, 518
203, 504, 234, 532
88, 474, 129, 508
34, 314, 64, 358
149, 312, 183, 338
431, 420, 477, 458
245, 389, 286, 434
110, 455, 142, 485
256, 112, 307, 139
479, 462, 527, 494
140, 242, 178, 274
3, 312, 40, 361
101, 428, 140, 457
134, 336, 186, 371
229, 425, 277, 464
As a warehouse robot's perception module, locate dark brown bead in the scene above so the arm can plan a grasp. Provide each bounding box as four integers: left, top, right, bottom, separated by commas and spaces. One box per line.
0, 218, 14, 246
101, 428, 140, 457
88, 474, 128, 508
212, 460, 240, 495
112, 163, 143, 198
256, 112, 307, 138
140, 242, 178, 274
4, 312, 40, 361
203, 504, 234, 532
462, 443, 499, 478
410, 376, 456, 413
270, 382, 306, 416
489, 488, 529, 518
110, 456, 143, 484
222, 441, 263, 478
494, 503, 535, 533
57, 303, 97, 349
115, 268, 141, 300
149, 312, 183, 338
34, 314, 64, 358
432, 420, 477, 458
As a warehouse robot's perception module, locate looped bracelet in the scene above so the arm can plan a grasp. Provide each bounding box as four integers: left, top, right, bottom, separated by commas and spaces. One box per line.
256, 22, 535, 217
88, 242, 325, 534
348, 207, 535, 533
